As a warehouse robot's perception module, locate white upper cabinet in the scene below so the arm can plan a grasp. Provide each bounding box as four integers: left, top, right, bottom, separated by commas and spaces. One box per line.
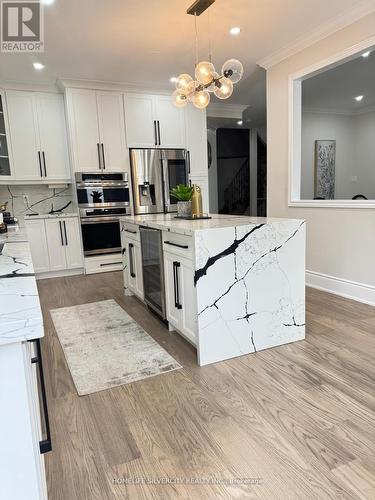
123, 94, 156, 148
67, 89, 101, 172
6, 90, 71, 182
6, 91, 41, 181
96, 92, 127, 171
124, 93, 186, 149
155, 96, 186, 148
66, 89, 127, 172
36, 93, 70, 181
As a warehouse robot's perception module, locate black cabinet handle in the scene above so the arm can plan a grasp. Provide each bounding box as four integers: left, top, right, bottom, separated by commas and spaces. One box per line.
129, 243, 136, 278
97, 143, 102, 169
59, 221, 64, 246
187, 150, 191, 175
38, 151, 43, 177
29, 339, 52, 455
153, 120, 158, 146
173, 261, 182, 309
164, 241, 189, 249
124, 229, 137, 234
63, 220, 68, 246
157, 120, 161, 146
101, 143, 106, 170
42, 151, 47, 177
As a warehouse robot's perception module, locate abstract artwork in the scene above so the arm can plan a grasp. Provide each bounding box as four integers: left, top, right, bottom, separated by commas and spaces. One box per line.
314, 140, 336, 199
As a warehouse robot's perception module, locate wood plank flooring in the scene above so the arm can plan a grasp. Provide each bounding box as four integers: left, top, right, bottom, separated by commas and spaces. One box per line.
37, 272, 375, 500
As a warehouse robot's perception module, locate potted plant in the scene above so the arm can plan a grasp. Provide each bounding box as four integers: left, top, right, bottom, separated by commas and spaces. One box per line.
170, 184, 193, 217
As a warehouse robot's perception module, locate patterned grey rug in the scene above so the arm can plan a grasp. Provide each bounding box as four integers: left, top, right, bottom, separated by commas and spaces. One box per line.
50, 299, 181, 396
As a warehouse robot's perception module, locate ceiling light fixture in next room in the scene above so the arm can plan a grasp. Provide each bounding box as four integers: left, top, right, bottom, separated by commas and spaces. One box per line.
33, 62, 45, 70
172, 0, 243, 109
354, 95, 364, 101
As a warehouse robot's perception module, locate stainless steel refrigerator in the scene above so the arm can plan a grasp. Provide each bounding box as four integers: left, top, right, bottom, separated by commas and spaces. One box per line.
130, 148, 189, 215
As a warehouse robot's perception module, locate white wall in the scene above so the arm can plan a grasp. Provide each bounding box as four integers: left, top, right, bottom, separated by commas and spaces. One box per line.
207, 129, 218, 214
301, 110, 375, 200
267, 12, 375, 295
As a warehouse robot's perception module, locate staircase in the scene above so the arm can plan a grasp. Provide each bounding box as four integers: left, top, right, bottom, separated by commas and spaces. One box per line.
220, 158, 250, 215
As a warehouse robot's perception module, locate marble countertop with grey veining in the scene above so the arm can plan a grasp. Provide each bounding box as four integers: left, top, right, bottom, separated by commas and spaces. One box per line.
0, 226, 43, 346
120, 213, 304, 236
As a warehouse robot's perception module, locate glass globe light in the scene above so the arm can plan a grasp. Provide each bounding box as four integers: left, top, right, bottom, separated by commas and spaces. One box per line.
221, 59, 244, 84
195, 61, 215, 85
172, 89, 188, 108
214, 77, 233, 99
206, 72, 219, 92
185, 80, 199, 100
176, 73, 193, 92
192, 90, 210, 109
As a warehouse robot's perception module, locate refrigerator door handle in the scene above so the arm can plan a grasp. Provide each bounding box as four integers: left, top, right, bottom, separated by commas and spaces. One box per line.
29, 339, 52, 454
161, 156, 170, 213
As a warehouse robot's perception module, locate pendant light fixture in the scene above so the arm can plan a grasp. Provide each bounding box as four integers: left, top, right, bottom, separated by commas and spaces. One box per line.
172, 0, 243, 109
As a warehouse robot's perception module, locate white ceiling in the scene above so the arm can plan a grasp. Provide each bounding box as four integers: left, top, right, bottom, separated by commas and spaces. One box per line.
302, 48, 375, 113
0, 0, 371, 104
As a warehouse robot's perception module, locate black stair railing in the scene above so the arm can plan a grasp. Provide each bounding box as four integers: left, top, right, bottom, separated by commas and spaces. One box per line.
223, 158, 250, 214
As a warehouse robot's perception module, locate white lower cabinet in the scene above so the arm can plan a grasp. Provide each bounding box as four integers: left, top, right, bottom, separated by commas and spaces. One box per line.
121, 224, 144, 300
25, 217, 83, 276
164, 251, 197, 345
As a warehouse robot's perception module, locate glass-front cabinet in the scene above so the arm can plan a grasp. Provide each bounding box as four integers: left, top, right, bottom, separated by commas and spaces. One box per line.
0, 91, 12, 179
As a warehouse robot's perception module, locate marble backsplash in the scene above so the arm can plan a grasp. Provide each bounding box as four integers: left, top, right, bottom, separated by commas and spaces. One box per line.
0, 185, 74, 226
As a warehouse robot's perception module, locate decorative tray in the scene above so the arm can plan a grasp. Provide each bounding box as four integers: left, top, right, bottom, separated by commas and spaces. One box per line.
174, 215, 212, 220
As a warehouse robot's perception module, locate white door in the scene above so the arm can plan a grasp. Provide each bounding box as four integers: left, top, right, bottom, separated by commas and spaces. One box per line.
96, 92, 127, 171
155, 96, 186, 148
6, 91, 42, 181
24, 220, 50, 273
123, 93, 156, 147
133, 240, 144, 300
164, 253, 182, 328
67, 89, 101, 172
36, 93, 70, 181
45, 219, 67, 271
179, 256, 197, 344
62, 218, 83, 269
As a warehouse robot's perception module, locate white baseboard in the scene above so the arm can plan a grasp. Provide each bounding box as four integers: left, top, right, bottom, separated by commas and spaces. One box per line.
36, 268, 84, 280
306, 270, 375, 306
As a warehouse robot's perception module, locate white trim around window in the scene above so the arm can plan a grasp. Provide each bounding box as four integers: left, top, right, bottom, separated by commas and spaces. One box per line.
288, 34, 375, 209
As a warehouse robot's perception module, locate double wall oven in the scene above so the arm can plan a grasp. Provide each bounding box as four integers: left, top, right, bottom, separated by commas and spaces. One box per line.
76, 172, 130, 256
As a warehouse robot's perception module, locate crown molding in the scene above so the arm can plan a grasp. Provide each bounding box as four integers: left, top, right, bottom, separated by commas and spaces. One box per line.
207, 103, 247, 118
0, 80, 59, 93
57, 77, 170, 94
257, 0, 375, 70
303, 105, 375, 116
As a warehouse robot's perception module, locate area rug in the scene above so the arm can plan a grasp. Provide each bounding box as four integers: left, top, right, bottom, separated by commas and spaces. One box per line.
50, 299, 181, 396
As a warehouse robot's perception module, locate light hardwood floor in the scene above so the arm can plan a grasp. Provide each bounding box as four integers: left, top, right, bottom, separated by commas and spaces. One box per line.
37, 272, 375, 500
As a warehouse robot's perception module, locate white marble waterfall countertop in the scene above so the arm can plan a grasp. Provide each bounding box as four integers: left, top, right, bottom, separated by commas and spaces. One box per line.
0, 226, 43, 346
120, 213, 303, 235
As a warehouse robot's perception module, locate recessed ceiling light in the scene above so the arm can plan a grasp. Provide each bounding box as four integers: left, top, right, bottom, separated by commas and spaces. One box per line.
170, 77, 178, 83
33, 62, 45, 70
230, 27, 241, 36
237, 120, 243, 125
41, 0, 55, 4
354, 95, 363, 101
362, 51, 371, 58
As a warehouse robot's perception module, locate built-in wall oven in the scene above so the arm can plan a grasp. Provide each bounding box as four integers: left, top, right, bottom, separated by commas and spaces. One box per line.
75, 172, 130, 257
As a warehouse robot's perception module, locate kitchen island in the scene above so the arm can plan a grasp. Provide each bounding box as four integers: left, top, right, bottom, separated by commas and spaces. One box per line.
120, 214, 306, 366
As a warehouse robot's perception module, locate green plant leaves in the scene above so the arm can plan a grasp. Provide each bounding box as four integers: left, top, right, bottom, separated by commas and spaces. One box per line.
170, 184, 193, 201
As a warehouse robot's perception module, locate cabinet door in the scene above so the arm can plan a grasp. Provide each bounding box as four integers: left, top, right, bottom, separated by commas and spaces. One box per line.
45, 219, 67, 271
155, 96, 186, 148
25, 220, 50, 274
36, 93, 70, 181
62, 218, 83, 269
67, 89, 101, 172
6, 91, 42, 181
164, 253, 181, 328
0, 91, 14, 180
185, 105, 208, 176
123, 93, 156, 147
96, 92, 127, 172
127, 240, 144, 299
178, 256, 197, 344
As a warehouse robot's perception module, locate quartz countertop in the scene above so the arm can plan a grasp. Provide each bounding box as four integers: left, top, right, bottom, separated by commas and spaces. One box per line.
0, 226, 43, 346
120, 213, 304, 236
23, 211, 79, 221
